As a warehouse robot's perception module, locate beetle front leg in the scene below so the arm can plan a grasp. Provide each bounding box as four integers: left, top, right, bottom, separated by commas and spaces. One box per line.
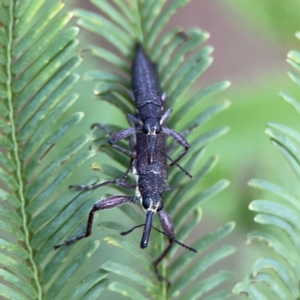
153, 210, 175, 284
160, 108, 172, 125
162, 126, 190, 166
54, 195, 134, 249
108, 127, 138, 158
92, 122, 136, 158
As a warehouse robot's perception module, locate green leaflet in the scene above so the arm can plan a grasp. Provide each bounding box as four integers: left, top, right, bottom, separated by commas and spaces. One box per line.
0, 0, 105, 299
45, 241, 100, 300
234, 32, 300, 299
183, 271, 234, 300
102, 261, 157, 292
63, 269, 108, 299
109, 281, 149, 300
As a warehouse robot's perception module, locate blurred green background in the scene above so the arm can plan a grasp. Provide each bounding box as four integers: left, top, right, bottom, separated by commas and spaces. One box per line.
59, 0, 300, 296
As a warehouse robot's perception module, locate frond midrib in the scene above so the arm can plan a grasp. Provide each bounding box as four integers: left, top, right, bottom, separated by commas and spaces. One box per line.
6, 2, 42, 299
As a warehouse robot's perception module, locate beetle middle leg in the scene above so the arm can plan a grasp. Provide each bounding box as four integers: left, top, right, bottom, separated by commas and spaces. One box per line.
93, 122, 138, 158
108, 127, 138, 157
73, 123, 137, 191
107, 113, 139, 158
70, 178, 135, 191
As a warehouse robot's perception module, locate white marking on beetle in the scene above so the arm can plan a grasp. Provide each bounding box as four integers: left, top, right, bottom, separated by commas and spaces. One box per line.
150, 170, 160, 174
132, 166, 142, 199
147, 200, 161, 213
141, 196, 161, 213
136, 186, 142, 201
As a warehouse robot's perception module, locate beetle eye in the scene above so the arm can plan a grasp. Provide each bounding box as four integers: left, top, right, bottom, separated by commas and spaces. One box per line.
157, 201, 164, 211
142, 197, 151, 210
142, 124, 149, 134
155, 125, 162, 134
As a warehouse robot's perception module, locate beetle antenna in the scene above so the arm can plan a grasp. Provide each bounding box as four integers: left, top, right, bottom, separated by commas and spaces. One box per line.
165, 152, 193, 179
151, 226, 197, 253
137, 147, 192, 178
156, 149, 193, 179
120, 224, 144, 235
120, 224, 197, 253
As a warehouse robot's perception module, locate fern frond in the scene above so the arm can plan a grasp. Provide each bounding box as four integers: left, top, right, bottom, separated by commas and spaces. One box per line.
0, 0, 107, 298
234, 33, 300, 300
67, 0, 236, 298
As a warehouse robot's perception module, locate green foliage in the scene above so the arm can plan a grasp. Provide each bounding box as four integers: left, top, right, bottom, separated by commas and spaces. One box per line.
0, 0, 102, 299
233, 33, 300, 299
71, 0, 235, 299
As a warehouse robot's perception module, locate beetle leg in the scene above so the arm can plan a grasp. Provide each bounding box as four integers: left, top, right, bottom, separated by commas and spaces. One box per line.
54, 195, 134, 249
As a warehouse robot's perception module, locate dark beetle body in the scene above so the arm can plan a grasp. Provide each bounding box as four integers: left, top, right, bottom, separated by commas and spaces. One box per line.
133, 122, 168, 248
132, 46, 164, 119
54, 44, 196, 282
135, 132, 167, 198
108, 44, 189, 166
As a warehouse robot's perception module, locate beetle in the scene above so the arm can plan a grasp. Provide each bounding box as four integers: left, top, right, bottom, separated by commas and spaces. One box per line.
54, 123, 196, 281
108, 44, 190, 166
54, 45, 196, 282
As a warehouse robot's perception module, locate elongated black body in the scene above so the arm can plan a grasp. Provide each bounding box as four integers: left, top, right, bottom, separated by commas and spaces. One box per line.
135, 131, 167, 195
133, 128, 167, 248
132, 46, 163, 120
108, 44, 190, 166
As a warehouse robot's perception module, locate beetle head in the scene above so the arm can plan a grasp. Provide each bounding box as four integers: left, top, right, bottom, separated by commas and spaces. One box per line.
140, 194, 164, 248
